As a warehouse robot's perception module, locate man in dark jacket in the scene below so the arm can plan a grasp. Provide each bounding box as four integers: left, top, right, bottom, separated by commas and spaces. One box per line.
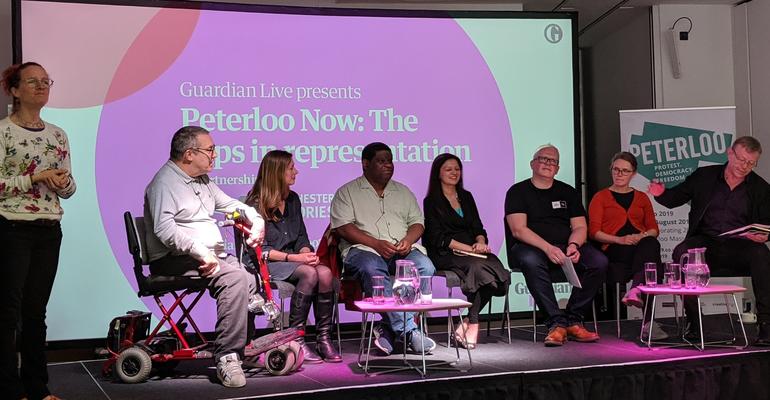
649, 136, 770, 346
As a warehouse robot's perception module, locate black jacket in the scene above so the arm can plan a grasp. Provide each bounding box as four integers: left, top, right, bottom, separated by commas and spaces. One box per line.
423, 189, 487, 258
654, 164, 770, 238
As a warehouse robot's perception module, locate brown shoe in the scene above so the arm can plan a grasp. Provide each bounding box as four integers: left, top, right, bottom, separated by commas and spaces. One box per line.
566, 324, 600, 342
544, 326, 567, 346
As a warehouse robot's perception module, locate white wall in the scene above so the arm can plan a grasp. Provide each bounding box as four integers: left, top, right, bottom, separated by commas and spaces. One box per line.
651, 4, 735, 108
0, 1, 12, 118
733, 0, 770, 180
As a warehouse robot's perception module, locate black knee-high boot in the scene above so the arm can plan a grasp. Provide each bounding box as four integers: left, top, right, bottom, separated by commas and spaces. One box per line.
314, 292, 342, 362
289, 291, 322, 363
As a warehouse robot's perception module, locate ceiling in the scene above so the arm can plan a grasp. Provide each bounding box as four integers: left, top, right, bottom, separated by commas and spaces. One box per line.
520, 0, 740, 40
199, 0, 745, 47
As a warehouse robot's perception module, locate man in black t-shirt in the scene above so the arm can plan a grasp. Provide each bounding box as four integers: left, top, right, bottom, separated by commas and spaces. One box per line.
505, 145, 607, 346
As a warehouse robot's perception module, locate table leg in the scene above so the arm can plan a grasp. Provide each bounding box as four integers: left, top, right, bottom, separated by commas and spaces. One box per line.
647, 295, 657, 349
457, 309, 472, 370
724, 294, 737, 342
420, 312, 427, 376
697, 296, 705, 351
640, 293, 650, 345
732, 294, 749, 349
357, 312, 367, 369
364, 312, 375, 373
673, 294, 681, 333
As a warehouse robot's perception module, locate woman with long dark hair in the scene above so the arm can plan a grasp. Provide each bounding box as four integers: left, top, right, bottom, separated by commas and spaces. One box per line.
245, 150, 341, 363
423, 153, 510, 349
1, 62, 75, 400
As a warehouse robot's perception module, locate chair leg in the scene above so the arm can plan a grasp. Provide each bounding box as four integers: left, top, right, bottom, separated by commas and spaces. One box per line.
500, 290, 511, 344
532, 298, 537, 343
486, 299, 492, 337
446, 287, 453, 347
334, 291, 342, 355
616, 282, 621, 338
592, 301, 598, 334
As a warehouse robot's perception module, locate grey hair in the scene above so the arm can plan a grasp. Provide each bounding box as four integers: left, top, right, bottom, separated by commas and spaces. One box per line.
533, 143, 558, 159
170, 126, 209, 160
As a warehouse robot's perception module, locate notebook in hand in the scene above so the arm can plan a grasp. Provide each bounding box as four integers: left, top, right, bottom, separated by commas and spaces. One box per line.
560, 258, 582, 289
718, 223, 770, 238
452, 249, 488, 259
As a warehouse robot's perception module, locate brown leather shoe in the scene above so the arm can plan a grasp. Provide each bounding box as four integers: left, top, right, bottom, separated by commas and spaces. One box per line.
566, 324, 600, 342
544, 326, 567, 346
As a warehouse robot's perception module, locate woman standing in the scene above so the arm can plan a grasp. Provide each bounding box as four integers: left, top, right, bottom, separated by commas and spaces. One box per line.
588, 152, 664, 338
1, 62, 75, 400
245, 150, 341, 363
423, 153, 510, 349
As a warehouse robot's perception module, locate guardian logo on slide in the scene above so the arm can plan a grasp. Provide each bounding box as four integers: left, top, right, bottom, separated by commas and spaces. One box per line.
545, 24, 563, 43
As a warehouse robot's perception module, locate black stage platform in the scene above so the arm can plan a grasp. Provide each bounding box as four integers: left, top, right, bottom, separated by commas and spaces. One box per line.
47, 318, 770, 400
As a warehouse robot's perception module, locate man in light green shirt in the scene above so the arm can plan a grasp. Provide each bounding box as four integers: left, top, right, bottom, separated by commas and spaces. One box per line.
330, 142, 436, 355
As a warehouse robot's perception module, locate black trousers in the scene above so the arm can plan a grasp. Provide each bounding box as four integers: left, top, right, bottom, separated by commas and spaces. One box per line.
511, 242, 608, 330
673, 235, 770, 324
0, 217, 62, 400
605, 236, 662, 287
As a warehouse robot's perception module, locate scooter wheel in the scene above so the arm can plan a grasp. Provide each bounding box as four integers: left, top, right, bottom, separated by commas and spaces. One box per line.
287, 340, 304, 371
115, 347, 152, 383
265, 346, 296, 376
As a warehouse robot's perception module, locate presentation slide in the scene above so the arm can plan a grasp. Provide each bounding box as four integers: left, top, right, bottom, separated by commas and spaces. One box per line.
18, 0, 577, 341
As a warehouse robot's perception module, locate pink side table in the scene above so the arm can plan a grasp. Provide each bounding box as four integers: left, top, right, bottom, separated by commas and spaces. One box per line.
353, 298, 472, 377
637, 284, 749, 350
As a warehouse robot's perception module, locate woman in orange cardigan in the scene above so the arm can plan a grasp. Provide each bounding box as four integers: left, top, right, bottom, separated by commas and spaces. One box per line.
588, 152, 661, 310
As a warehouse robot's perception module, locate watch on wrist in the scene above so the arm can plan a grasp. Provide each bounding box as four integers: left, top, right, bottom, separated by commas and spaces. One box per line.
284, 253, 289, 262
568, 241, 580, 248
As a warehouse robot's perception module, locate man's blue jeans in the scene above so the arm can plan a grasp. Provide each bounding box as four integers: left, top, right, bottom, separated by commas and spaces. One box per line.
344, 247, 435, 334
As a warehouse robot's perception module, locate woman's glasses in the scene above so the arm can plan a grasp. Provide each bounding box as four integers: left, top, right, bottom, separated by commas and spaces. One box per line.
611, 167, 634, 176
24, 78, 54, 88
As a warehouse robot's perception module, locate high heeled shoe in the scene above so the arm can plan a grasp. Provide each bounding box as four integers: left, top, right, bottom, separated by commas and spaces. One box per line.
452, 333, 476, 350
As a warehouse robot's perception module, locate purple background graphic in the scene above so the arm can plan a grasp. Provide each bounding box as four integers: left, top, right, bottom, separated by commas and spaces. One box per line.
96, 11, 513, 327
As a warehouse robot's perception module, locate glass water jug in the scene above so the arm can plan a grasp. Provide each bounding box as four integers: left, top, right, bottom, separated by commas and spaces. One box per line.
679, 247, 710, 288
393, 260, 420, 304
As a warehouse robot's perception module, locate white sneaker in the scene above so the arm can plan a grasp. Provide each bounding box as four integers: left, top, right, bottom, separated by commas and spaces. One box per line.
641, 321, 669, 341
217, 353, 246, 388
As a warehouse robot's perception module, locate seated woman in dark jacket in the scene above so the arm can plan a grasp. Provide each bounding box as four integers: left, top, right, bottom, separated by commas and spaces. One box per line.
423, 153, 510, 349
245, 150, 341, 363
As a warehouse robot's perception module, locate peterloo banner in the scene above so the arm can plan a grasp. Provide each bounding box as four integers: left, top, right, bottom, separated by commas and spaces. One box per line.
619, 107, 735, 261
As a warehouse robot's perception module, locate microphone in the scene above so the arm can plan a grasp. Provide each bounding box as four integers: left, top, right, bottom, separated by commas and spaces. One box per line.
190, 180, 200, 195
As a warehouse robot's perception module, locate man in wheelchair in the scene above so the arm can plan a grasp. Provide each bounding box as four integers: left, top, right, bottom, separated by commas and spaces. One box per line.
143, 126, 265, 388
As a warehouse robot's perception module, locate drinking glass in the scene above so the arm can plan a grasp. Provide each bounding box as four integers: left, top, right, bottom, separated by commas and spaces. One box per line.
371, 275, 386, 304
644, 262, 658, 287
419, 275, 433, 304
665, 262, 682, 289
684, 265, 699, 289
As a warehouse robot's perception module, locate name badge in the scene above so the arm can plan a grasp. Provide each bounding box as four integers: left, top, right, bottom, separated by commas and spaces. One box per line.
551, 201, 567, 209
